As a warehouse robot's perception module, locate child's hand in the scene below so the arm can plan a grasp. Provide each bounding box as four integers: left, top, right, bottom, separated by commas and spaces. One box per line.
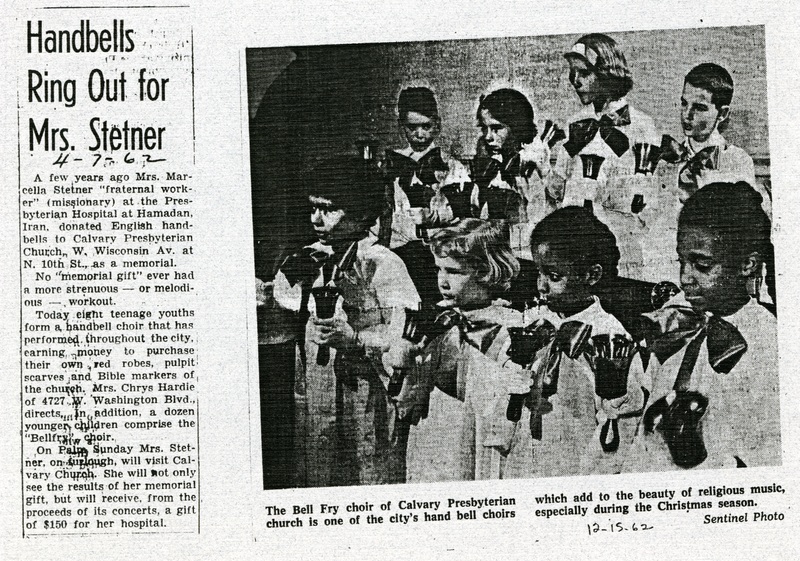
255, 279, 273, 308
677, 166, 700, 203
385, 338, 423, 370
311, 316, 358, 350
520, 136, 551, 178
428, 191, 454, 225
394, 382, 429, 425
441, 163, 471, 188
407, 207, 432, 226
598, 395, 629, 421
695, 167, 733, 191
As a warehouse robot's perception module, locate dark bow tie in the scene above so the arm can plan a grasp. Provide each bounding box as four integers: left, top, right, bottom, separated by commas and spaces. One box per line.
641, 304, 747, 375
474, 153, 521, 189
397, 306, 478, 346
285, 240, 357, 286
472, 154, 524, 220
660, 135, 720, 175
385, 148, 448, 206
659, 135, 687, 164
684, 146, 720, 177
541, 320, 594, 398
388, 306, 488, 398
523, 320, 592, 439
429, 308, 506, 354
563, 105, 631, 158
280, 246, 331, 286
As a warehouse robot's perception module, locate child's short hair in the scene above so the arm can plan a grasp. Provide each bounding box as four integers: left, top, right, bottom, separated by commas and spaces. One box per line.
530, 206, 620, 278
430, 219, 520, 292
305, 156, 386, 229
565, 33, 633, 101
398, 87, 439, 121
678, 181, 771, 269
476, 88, 536, 146
684, 63, 734, 109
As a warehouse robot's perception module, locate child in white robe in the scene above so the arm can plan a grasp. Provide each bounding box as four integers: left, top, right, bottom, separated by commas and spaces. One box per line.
624, 182, 779, 472
273, 157, 420, 486
527, 207, 644, 477
542, 34, 661, 281
387, 219, 532, 481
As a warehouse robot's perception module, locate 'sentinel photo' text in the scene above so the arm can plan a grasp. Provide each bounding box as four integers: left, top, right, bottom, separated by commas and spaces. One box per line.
247, 25, 778, 492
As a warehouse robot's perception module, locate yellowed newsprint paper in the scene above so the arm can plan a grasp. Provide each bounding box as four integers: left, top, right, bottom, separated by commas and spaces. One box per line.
2, 1, 800, 559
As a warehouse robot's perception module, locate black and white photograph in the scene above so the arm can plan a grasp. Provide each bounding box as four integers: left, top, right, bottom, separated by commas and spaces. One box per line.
247, 26, 780, 490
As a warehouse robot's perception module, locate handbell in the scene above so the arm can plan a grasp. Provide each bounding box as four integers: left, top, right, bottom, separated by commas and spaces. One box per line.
312, 286, 340, 318
388, 372, 408, 398
312, 286, 340, 366
506, 394, 527, 422
388, 307, 457, 397
401, 308, 426, 344
591, 334, 636, 400
482, 186, 520, 221
651, 281, 681, 310
506, 319, 556, 422
633, 142, 662, 175
440, 182, 473, 219
659, 391, 709, 468
580, 154, 605, 180
592, 333, 636, 453
527, 318, 558, 353
389, 308, 428, 397
508, 319, 557, 368
507, 327, 537, 368
631, 193, 646, 214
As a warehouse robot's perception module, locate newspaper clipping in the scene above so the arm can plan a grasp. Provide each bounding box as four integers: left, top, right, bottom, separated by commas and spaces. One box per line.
3, 1, 800, 560
17, 7, 197, 536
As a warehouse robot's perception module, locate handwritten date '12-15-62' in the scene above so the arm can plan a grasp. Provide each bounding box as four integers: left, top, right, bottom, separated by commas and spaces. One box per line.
587, 521, 654, 535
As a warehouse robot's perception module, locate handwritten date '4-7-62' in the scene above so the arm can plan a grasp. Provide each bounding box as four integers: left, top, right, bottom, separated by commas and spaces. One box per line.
51, 151, 166, 169
29, 116, 166, 152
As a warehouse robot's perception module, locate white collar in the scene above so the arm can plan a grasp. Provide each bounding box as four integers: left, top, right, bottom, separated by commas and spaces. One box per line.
663, 291, 758, 331
585, 97, 629, 119
560, 295, 603, 323
721, 297, 759, 328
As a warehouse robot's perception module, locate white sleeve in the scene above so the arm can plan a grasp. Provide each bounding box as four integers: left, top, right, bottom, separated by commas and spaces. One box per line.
272, 269, 303, 312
